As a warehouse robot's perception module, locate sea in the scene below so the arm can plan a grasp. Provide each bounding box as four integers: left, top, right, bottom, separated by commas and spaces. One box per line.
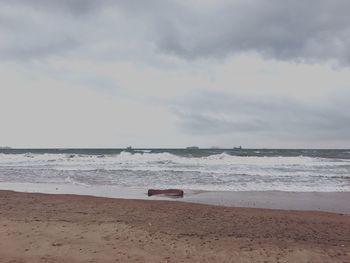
0, 148, 349, 193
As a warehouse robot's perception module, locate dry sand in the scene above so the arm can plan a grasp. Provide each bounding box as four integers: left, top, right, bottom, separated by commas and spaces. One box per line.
0, 190, 349, 263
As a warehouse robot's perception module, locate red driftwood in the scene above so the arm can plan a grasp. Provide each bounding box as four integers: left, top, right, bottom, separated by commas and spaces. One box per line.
147, 189, 184, 197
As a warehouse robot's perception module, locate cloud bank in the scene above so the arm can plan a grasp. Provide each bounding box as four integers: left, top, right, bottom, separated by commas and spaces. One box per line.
173, 91, 350, 140
1, 0, 350, 64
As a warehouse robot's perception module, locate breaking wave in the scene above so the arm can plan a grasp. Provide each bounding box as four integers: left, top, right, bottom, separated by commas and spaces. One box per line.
0, 151, 350, 192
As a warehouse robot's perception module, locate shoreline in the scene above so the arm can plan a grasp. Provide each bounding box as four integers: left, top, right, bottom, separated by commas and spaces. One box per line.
0, 190, 349, 262
1, 182, 350, 214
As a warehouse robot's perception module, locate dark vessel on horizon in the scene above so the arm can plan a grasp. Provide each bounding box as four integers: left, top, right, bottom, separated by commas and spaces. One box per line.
186, 146, 199, 150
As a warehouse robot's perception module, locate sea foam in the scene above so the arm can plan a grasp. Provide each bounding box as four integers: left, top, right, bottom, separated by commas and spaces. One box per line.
0, 151, 349, 192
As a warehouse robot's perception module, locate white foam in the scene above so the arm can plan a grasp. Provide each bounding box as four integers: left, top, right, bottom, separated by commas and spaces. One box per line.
0, 152, 350, 192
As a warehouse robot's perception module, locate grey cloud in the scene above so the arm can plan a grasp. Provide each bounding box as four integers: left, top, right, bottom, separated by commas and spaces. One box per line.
0, 0, 110, 15
172, 91, 350, 140
1, 0, 350, 64
155, 0, 350, 64
0, 0, 165, 60
0, 0, 172, 16
0, 0, 116, 60
0, 38, 78, 61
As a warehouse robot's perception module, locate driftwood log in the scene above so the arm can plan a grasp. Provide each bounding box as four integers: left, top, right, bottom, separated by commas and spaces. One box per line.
147, 189, 184, 197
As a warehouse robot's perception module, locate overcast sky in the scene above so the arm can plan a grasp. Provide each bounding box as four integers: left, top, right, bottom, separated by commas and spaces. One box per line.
1, 0, 350, 148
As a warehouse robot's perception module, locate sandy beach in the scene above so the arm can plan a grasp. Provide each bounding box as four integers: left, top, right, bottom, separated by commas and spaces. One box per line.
0, 190, 349, 262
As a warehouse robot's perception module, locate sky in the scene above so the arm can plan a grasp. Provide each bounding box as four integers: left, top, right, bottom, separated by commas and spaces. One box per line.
1, 0, 350, 148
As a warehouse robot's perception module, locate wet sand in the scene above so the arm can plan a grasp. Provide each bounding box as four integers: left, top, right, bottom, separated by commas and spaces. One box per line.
0, 190, 349, 263
1, 182, 350, 214
183, 191, 350, 214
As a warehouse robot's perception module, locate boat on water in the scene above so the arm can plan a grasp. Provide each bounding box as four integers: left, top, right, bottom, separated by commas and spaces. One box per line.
233, 146, 242, 150
186, 146, 199, 150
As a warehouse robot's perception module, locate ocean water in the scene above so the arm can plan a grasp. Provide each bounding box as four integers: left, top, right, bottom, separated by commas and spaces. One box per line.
0, 148, 349, 192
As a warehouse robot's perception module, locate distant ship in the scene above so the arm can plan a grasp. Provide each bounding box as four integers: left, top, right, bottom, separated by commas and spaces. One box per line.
233, 146, 242, 150
186, 146, 199, 150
